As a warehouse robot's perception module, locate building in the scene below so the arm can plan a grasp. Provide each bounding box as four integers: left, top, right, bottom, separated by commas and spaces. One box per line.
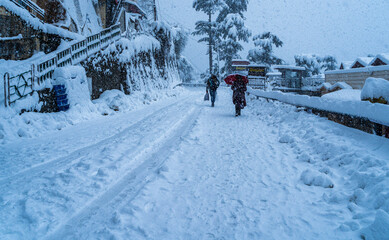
96, 0, 146, 31
272, 65, 305, 89
0, 1, 76, 60
231, 59, 250, 75
370, 54, 389, 66
339, 61, 353, 70
350, 57, 374, 68
325, 54, 389, 89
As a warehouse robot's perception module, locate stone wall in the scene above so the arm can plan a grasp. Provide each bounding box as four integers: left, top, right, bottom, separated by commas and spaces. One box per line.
0, 6, 62, 60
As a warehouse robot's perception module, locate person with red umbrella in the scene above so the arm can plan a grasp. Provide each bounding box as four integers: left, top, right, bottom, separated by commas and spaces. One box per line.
230, 75, 248, 116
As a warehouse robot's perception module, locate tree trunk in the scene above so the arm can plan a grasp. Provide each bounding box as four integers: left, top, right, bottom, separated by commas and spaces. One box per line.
208, 12, 213, 75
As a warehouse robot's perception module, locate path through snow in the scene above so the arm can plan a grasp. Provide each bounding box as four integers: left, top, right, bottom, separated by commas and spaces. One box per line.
1, 88, 388, 239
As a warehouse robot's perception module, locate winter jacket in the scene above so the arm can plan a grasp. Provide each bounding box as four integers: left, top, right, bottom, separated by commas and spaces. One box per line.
232, 79, 247, 107
207, 77, 220, 91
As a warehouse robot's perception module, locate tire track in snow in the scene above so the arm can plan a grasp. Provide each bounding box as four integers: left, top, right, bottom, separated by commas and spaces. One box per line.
45, 104, 202, 240
0, 97, 190, 186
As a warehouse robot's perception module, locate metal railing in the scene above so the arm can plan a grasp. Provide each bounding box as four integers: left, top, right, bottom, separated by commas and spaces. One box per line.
3, 24, 122, 107
10, 0, 45, 20
111, 0, 124, 25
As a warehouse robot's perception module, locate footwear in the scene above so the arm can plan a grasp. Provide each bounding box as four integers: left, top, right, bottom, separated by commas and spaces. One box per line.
212, 102, 214, 107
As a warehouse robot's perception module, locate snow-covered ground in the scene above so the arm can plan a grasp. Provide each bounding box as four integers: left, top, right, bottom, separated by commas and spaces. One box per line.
1, 87, 388, 239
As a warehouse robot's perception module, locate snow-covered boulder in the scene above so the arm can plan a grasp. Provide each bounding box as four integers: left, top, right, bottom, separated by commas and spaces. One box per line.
361, 77, 389, 104
329, 82, 352, 92
300, 169, 334, 188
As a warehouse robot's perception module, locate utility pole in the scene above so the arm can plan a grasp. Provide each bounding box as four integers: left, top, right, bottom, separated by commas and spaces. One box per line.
208, 12, 213, 75
153, 0, 158, 21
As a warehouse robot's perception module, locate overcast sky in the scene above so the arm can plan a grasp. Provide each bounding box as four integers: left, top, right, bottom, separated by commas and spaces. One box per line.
157, 0, 389, 72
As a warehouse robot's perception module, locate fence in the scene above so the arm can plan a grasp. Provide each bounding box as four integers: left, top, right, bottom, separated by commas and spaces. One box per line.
3, 24, 121, 107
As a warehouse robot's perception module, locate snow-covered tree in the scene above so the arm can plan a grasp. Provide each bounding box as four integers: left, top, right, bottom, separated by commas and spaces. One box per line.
247, 32, 284, 66
192, 0, 224, 75
216, 0, 251, 75
321, 55, 338, 71
295, 54, 338, 77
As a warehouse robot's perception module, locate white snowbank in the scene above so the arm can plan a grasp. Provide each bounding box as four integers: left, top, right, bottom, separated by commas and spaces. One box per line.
248, 88, 389, 125
361, 77, 389, 102
361, 210, 389, 240
322, 89, 362, 102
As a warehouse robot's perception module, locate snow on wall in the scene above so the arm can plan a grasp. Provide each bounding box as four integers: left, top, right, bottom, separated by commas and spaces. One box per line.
248, 88, 389, 126
101, 36, 161, 63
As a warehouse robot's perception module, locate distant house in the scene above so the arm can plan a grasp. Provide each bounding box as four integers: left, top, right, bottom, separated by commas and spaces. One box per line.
351, 57, 374, 68
96, 0, 146, 32
0, 1, 77, 60
370, 54, 389, 66
272, 65, 305, 89
339, 61, 353, 70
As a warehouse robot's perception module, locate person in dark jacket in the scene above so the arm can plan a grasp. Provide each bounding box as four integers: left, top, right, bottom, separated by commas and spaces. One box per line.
206, 74, 220, 107
231, 75, 247, 116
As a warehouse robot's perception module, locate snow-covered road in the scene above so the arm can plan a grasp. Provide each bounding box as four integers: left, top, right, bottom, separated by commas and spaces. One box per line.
1, 88, 388, 239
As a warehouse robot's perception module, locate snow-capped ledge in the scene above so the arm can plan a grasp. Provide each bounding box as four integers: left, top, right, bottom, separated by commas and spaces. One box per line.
248, 88, 389, 126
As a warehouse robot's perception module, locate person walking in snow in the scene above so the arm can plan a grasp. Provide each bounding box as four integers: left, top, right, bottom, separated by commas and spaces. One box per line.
231, 75, 247, 116
206, 74, 220, 107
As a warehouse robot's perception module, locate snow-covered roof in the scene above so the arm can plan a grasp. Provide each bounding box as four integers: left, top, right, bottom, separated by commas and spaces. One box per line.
248, 64, 267, 68
370, 53, 389, 66
266, 72, 282, 76
325, 65, 389, 75
273, 65, 305, 71
0, 1, 81, 40
339, 61, 353, 70
351, 57, 374, 68
123, 0, 147, 17
232, 59, 250, 65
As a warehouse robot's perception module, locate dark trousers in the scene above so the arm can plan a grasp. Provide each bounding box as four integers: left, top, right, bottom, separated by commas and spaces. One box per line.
210, 90, 217, 103
235, 103, 241, 116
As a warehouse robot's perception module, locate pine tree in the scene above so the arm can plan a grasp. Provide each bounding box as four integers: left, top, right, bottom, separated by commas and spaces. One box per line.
192, 0, 224, 75
247, 32, 284, 66
216, 0, 251, 75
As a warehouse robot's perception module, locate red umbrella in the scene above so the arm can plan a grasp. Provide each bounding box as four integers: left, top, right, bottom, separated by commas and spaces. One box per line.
224, 74, 248, 85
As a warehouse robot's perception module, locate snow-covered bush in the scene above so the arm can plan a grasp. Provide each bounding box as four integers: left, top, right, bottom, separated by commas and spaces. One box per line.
361, 77, 389, 104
